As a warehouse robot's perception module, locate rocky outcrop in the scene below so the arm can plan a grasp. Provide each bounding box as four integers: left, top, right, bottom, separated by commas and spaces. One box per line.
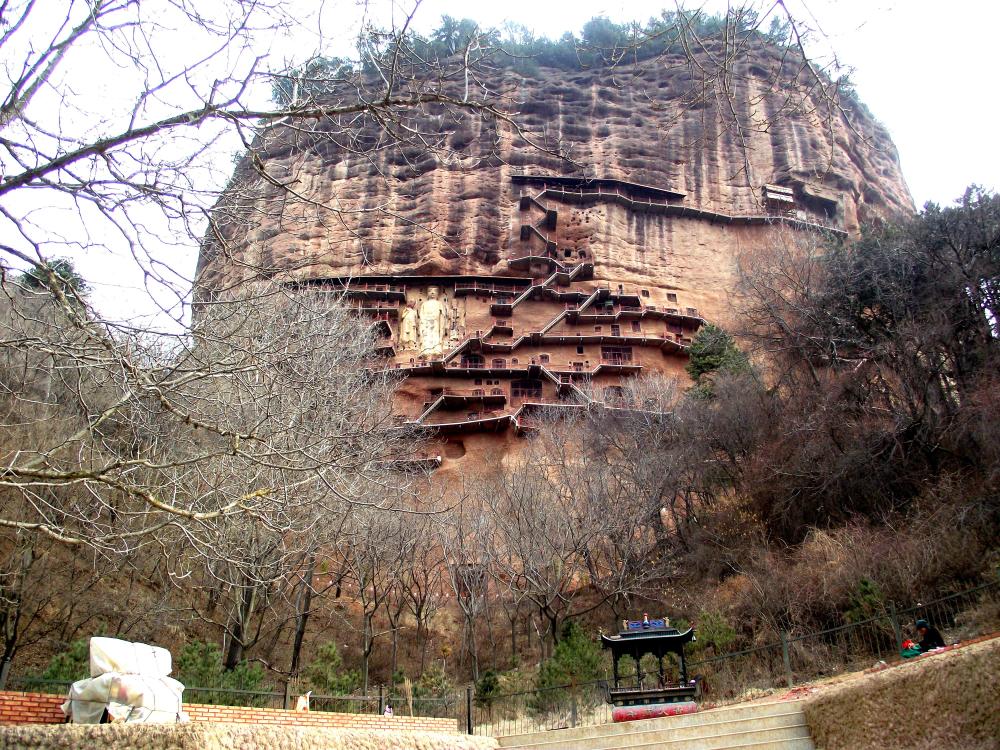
198, 44, 912, 464
199, 46, 911, 303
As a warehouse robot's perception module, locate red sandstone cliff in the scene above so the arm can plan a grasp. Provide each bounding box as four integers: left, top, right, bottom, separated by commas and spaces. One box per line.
197, 43, 912, 470
199, 45, 911, 316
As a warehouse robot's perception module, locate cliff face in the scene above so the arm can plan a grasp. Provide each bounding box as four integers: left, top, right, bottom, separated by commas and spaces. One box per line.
199, 45, 912, 470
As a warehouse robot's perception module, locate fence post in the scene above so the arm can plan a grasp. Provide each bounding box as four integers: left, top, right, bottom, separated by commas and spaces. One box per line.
282, 680, 290, 711
888, 601, 903, 656
378, 684, 385, 715
465, 684, 474, 734
570, 689, 579, 728
780, 632, 793, 688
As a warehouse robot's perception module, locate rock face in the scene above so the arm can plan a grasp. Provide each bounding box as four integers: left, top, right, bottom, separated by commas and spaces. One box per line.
199, 46, 912, 472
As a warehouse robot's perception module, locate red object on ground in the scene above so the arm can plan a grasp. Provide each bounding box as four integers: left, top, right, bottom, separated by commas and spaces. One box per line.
612, 701, 698, 722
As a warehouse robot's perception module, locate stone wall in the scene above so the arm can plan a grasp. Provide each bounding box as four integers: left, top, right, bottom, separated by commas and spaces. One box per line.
0, 690, 458, 734
0, 723, 497, 750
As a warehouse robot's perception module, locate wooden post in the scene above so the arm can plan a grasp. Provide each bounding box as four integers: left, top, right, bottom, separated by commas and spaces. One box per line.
889, 601, 903, 655
780, 632, 793, 688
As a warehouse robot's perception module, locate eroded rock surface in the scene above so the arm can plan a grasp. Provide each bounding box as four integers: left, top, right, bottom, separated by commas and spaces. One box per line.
198, 48, 912, 463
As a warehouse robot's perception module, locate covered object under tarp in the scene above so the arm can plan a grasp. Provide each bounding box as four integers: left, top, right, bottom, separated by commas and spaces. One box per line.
61, 637, 185, 723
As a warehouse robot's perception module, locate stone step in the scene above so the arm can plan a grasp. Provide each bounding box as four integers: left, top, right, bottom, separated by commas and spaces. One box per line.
500, 711, 808, 750
497, 700, 800, 747
626, 738, 814, 750
502, 724, 811, 750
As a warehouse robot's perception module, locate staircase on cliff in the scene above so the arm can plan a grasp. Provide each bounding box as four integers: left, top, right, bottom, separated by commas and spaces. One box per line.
496, 700, 815, 750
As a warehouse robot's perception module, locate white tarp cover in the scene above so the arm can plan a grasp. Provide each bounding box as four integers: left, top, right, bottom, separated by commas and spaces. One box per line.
61, 672, 185, 724
61, 637, 184, 724
89, 636, 172, 678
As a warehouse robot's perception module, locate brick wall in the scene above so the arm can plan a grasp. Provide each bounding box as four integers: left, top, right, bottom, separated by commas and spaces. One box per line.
182, 703, 458, 733
0, 691, 458, 733
0, 692, 66, 725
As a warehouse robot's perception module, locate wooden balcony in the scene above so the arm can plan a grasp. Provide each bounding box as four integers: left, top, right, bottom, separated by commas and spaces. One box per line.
438, 389, 508, 408
338, 283, 406, 301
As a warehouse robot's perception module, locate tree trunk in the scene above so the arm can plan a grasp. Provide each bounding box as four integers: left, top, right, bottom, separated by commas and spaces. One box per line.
468, 616, 480, 680
418, 620, 430, 674
224, 631, 244, 671
224, 585, 257, 671
509, 611, 517, 667
288, 556, 316, 676
362, 614, 372, 695
390, 623, 399, 680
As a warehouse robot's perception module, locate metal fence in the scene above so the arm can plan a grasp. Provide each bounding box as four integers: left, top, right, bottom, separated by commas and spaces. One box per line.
5, 676, 455, 720
6, 578, 998, 737
470, 577, 1000, 736
469, 679, 611, 737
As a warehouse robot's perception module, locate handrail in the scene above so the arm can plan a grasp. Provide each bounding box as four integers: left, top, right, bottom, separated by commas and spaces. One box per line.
539, 186, 845, 236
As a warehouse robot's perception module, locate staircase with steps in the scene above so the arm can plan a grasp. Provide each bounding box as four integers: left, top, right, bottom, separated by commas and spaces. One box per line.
496, 700, 815, 750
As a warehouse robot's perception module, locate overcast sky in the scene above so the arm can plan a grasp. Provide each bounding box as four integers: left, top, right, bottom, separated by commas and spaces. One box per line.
16, 0, 999, 325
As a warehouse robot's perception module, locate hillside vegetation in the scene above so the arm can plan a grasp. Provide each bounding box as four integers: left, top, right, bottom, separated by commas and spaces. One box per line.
5, 189, 997, 700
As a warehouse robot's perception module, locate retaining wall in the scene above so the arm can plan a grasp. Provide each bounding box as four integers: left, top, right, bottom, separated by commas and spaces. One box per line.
802, 636, 1000, 750
0, 690, 457, 733
0, 723, 497, 750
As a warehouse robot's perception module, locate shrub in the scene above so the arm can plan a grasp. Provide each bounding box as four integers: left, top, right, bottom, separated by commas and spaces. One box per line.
474, 669, 500, 708
537, 621, 602, 689
37, 639, 89, 682
304, 642, 361, 695
414, 662, 453, 699
695, 611, 738, 653
685, 323, 750, 383
175, 641, 266, 705
844, 578, 886, 624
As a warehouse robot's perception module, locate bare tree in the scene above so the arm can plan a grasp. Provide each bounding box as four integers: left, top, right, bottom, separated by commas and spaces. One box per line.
0, 0, 532, 559
339, 505, 412, 694
398, 513, 448, 674
478, 417, 666, 650
440, 499, 493, 679
0, 0, 891, 682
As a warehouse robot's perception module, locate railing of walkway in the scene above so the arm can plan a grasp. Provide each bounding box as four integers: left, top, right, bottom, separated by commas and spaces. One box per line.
469, 578, 999, 736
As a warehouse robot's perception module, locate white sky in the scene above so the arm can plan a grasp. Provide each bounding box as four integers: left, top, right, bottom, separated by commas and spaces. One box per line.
10, 0, 999, 324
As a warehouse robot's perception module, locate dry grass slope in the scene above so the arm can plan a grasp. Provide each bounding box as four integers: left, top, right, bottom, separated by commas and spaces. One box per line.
802, 637, 1000, 750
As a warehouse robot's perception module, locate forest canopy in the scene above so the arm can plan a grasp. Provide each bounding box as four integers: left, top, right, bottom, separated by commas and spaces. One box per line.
273, 10, 793, 106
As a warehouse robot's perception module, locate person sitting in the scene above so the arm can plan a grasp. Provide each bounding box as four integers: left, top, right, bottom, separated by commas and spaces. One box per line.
383, 702, 394, 717
915, 619, 945, 652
